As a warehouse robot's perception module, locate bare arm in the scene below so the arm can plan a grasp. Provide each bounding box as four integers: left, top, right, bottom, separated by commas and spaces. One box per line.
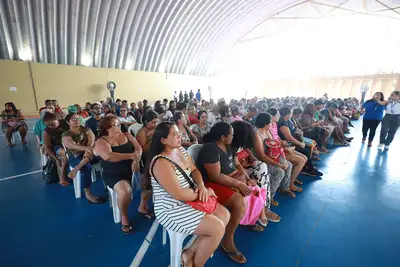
43, 131, 58, 161
62, 136, 89, 152
125, 132, 143, 156
85, 129, 95, 147
187, 154, 205, 188
17, 110, 25, 121
94, 138, 134, 162
234, 157, 248, 178
152, 158, 198, 202
376, 99, 388, 106
280, 126, 303, 147
203, 161, 243, 188
0, 112, 7, 122
136, 129, 151, 153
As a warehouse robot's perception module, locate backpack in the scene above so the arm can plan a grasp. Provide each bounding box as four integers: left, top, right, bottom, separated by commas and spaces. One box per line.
43, 158, 59, 184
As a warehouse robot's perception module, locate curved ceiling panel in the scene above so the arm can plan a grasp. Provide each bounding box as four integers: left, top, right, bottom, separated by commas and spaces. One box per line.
0, 0, 303, 76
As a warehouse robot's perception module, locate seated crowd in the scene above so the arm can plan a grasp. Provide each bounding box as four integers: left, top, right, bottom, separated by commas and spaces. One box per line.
2, 93, 364, 266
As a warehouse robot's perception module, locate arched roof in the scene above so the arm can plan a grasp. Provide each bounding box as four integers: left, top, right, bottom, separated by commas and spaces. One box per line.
0, 0, 303, 76
1, 1, 399, 76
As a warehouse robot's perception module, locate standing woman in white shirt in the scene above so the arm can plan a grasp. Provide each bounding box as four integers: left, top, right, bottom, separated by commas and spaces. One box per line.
379, 91, 400, 150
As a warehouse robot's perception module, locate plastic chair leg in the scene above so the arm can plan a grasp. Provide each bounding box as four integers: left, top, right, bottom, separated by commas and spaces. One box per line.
91, 168, 96, 183
162, 227, 167, 246
40, 152, 48, 167
108, 190, 113, 208
73, 171, 82, 199
10, 133, 16, 145
167, 229, 187, 267
107, 187, 121, 223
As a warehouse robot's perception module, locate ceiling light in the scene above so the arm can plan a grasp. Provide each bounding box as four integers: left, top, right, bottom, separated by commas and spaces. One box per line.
125, 60, 133, 70
81, 54, 91, 66
19, 49, 32, 61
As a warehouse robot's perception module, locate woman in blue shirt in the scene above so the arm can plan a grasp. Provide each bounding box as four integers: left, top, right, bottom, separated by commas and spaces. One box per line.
361, 92, 385, 147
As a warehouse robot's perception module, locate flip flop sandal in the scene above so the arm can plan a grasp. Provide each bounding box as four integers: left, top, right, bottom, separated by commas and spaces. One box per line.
251, 224, 264, 232
294, 179, 303, 185
121, 224, 133, 235
281, 190, 296, 198
257, 218, 268, 227
59, 181, 70, 187
88, 197, 107, 204
139, 211, 155, 220
271, 199, 279, 206
265, 210, 281, 223
290, 186, 303, 193
220, 245, 247, 264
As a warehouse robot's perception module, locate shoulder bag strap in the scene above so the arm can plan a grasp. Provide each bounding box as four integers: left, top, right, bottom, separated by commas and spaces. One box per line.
150, 155, 196, 189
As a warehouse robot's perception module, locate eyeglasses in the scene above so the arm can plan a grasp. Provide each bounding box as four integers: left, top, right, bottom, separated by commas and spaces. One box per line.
70, 117, 79, 122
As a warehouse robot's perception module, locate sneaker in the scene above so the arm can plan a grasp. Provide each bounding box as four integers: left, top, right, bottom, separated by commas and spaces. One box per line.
378, 144, 384, 149
385, 145, 389, 150
362, 137, 366, 143
368, 142, 372, 147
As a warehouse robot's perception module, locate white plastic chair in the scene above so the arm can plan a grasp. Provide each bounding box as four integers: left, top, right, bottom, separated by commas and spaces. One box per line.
187, 144, 203, 163
162, 227, 198, 267
40, 149, 48, 167
10, 131, 21, 145
62, 143, 98, 198
91, 162, 102, 183
71, 164, 99, 198
107, 186, 121, 223
106, 174, 137, 223
72, 169, 83, 198
128, 123, 143, 137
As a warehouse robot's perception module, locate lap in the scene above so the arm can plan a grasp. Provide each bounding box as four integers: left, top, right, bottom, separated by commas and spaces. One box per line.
103, 172, 132, 189
113, 179, 132, 193
194, 211, 225, 236
205, 181, 236, 206
286, 152, 305, 163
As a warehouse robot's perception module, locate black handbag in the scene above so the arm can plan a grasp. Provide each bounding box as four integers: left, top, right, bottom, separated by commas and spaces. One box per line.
43, 158, 59, 184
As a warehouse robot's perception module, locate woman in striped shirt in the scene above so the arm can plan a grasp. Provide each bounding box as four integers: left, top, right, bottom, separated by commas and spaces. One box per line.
149, 122, 229, 267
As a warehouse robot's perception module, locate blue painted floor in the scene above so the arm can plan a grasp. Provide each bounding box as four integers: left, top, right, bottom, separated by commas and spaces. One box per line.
0, 119, 399, 267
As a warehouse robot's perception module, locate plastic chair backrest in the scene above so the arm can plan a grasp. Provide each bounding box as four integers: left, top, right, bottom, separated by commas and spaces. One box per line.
187, 144, 203, 163
128, 123, 143, 137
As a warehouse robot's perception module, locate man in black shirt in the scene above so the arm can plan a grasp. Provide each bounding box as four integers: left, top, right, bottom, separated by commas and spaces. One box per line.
85, 102, 102, 138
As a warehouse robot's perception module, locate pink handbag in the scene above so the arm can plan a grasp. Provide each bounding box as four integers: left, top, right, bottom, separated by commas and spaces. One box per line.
240, 186, 267, 225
